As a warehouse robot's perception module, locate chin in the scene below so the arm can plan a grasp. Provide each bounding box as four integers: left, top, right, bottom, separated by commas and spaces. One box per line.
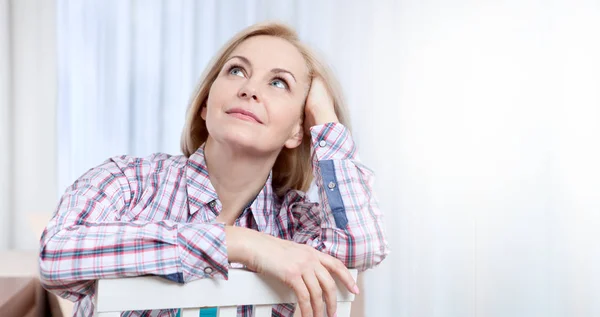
207, 118, 282, 154
220, 128, 265, 152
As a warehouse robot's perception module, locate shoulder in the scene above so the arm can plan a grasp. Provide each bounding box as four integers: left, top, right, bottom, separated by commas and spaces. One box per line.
101, 153, 188, 186
73, 153, 187, 187
63, 153, 189, 205
108, 152, 188, 171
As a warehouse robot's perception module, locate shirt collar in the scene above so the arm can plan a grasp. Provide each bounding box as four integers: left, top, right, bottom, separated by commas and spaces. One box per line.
185, 144, 274, 232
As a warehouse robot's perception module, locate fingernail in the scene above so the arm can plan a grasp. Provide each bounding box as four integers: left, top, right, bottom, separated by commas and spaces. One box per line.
353, 284, 360, 294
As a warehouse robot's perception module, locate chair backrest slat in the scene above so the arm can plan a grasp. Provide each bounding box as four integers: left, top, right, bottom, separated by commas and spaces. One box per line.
181, 308, 201, 317
93, 268, 357, 317
253, 305, 273, 317
217, 307, 237, 317
337, 302, 353, 317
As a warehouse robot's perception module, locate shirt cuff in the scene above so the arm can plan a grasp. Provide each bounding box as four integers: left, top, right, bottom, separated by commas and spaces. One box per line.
177, 223, 229, 282
310, 122, 357, 161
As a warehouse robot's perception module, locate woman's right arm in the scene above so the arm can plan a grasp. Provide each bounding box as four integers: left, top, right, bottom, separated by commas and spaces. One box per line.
39, 157, 230, 302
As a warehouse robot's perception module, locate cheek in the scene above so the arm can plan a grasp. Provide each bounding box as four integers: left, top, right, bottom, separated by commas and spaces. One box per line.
207, 78, 236, 105
267, 99, 303, 130
204, 83, 229, 124
207, 82, 223, 106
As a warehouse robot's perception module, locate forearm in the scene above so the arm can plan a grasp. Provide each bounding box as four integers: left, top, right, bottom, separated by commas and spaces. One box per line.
308, 123, 390, 270
39, 220, 228, 299
224, 225, 254, 264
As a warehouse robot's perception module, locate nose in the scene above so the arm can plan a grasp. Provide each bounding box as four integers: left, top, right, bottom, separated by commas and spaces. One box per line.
238, 82, 260, 102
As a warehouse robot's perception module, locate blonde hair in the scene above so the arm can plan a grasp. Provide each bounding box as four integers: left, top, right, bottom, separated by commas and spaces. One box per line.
181, 21, 351, 197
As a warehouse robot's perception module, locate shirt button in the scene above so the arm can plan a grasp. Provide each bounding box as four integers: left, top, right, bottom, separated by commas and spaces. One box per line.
209, 200, 216, 208
204, 267, 214, 274
328, 182, 336, 189
319, 140, 327, 147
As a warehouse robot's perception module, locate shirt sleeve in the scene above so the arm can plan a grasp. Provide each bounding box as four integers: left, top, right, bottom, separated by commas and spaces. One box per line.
287, 123, 390, 271
38, 157, 229, 302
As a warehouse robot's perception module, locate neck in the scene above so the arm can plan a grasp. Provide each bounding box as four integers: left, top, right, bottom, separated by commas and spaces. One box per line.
204, 137, 278, 224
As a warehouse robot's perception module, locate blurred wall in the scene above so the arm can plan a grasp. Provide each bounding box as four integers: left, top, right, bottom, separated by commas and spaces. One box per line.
367, 0, 600, 316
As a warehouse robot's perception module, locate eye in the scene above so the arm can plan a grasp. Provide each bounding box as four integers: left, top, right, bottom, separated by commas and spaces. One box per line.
270, 78, 289, 90
228, 65, 245, 78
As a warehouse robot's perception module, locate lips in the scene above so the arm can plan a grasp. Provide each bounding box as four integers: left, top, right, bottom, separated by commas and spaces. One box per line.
226, 108, 263, 124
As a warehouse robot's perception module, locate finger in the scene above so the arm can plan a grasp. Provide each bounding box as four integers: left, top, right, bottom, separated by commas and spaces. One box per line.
318, 253, 358, 294
291, 277, 313, 317
315, 264, 338, 317
303, 271, 324, 317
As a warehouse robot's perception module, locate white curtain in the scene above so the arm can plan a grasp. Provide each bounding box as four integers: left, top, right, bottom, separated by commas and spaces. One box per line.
0, 0, 11, 250
56, 0, 374, 193
55, 0, 600, 316
0, 0, 57, 251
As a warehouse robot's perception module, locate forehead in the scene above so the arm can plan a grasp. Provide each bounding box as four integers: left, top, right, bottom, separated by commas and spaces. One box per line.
229, 35, 309, 80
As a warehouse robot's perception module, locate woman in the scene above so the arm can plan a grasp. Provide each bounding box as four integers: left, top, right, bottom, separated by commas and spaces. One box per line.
39, 22, 389, 317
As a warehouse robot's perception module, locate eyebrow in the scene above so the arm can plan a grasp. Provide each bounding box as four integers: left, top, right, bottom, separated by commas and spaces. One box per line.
227, 55, 297, 83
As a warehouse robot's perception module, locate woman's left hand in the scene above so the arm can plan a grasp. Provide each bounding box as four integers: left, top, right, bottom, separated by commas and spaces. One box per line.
304, 77, 339, 131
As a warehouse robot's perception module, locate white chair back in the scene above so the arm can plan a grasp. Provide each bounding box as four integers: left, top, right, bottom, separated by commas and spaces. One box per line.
94, 268, 357, 317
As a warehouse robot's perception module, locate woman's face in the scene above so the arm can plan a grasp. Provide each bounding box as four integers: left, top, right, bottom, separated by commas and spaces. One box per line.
203, 35, 310, 154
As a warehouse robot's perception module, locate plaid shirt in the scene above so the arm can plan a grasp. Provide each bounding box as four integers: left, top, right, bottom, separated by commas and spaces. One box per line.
39, 123, 389, 317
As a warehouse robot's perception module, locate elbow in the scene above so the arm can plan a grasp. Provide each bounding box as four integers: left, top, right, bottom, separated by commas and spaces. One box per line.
38, 259, 67, 297
38, 229, 89, 301
352, 236, 390, 271
39, 256, 63, 293
38, 229, 58, 287
325, 229, 390, 272
365, 239, 390, 270
38, 230, 65, 291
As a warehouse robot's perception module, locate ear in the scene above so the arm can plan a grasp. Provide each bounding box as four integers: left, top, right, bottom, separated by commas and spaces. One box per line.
284, 121, 304, 149
200, 105, 207, 120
